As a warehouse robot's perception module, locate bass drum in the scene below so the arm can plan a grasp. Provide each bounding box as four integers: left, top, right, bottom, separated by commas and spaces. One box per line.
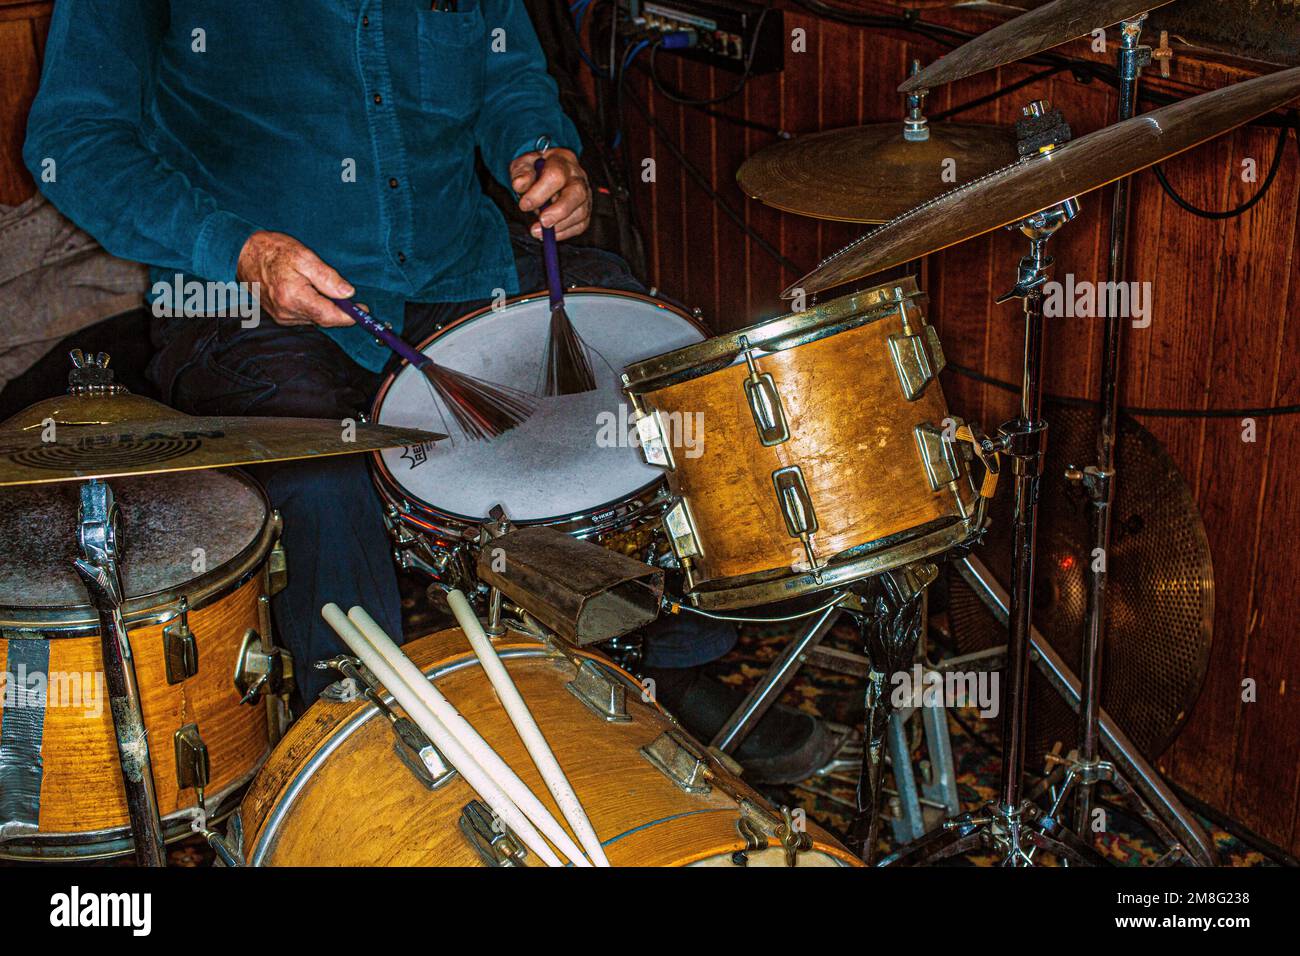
233, 628, 860, 867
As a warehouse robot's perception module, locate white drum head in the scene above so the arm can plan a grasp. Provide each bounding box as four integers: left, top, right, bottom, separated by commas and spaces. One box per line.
375, 292, 703, 523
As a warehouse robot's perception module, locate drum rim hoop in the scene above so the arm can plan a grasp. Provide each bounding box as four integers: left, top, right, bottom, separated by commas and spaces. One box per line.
0, 470, 276, 633
367, 288, 706, 529
247, 642, 585, 864
623, 276, 923, 394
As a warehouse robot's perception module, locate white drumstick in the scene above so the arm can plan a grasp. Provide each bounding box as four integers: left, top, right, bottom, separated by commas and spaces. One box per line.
344, 605, 592, 867
321, 604, 563, 867
446, 589, 610, 867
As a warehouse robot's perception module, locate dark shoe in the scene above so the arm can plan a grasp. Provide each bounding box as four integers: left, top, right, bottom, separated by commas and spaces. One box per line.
642, 665, 839, 785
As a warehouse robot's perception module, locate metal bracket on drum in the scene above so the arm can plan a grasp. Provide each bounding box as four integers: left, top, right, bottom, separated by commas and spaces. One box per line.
641, 730, 712, 794
566, 658, 632, 722
267, 511, 288, 597
632, 406, 676, 470
739, 336, 790, 446
888, 322, 946, 402
913, 423, 964, 491
460, 799, 528, 867
161, 598, 199, 685
318, 655, 456, 791
234, 628, 294, 704
772, 466, 822, 582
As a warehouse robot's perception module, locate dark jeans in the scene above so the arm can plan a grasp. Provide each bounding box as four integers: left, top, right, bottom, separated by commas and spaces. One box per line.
148, 229, 734, 703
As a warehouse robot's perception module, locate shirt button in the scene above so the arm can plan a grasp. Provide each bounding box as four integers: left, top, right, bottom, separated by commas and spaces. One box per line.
388, 177, 399, 189
397, 252, 407, 263
373, 93, 382, 105
362, 15, 369, 26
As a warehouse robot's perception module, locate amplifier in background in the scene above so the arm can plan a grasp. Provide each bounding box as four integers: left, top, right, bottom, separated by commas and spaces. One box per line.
620, 0, 785, 75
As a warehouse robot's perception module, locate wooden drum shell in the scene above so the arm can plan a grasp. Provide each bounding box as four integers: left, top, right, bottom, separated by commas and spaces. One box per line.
237, 629, 859, 867
627, 280, 980, 604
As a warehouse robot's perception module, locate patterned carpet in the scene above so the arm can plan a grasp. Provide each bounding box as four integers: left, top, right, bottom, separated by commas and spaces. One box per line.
708, 616, 1274, 867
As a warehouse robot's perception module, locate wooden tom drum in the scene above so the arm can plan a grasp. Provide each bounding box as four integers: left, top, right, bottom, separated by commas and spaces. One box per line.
622, 278, 997, 608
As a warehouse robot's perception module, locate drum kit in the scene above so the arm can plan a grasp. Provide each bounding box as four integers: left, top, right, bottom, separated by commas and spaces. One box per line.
0, 0, 1296, 868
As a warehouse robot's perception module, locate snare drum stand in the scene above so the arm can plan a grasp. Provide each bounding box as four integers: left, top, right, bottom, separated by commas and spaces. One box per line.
883, 201, 1105, 867
73, 479, 167, 867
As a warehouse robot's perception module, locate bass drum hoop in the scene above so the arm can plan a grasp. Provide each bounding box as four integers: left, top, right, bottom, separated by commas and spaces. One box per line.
368, 288, 708, 540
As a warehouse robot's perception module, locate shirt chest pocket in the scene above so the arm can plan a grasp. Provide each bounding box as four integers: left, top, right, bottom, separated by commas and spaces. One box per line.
417, 10, 487, 122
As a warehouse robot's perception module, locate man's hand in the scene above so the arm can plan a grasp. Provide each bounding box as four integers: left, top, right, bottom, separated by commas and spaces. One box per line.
236, 230, 357, 327
510, 148, 591, 241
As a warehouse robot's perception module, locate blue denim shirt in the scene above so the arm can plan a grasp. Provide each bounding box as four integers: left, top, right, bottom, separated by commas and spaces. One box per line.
23, 0, 580, 371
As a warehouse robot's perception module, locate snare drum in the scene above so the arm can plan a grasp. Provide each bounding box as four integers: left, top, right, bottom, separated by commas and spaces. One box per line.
232, 628, 860, 867
371, 289, 705, 582
622, 277, 997, 609
0, 470, 284, 860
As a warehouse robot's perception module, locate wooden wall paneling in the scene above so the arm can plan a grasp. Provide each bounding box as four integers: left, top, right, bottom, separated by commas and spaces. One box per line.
1147, 136, 1240, 798
0, 2, 51, 206
677, 58, 719, 321
1211, 125, 1300, 845
741, 71, 786, 324
814, 19, 865, 265
777, 10, 823, 295
647, 59, 688, 313
1279, 242, 1300, 857
709, 78, 756, 330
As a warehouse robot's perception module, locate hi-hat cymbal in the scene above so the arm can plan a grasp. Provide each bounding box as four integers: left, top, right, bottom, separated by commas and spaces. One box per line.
786, 66, 1300, 298
0, 391, 446, 487
736, 122, 1019, 223
899, 0, 1176, 95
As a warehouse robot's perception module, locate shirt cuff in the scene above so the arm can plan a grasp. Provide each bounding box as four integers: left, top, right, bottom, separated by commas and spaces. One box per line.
193, 209, 261, 284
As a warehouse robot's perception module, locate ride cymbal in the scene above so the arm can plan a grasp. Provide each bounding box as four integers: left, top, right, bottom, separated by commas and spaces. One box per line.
899, 0, 1176, 95
0, 391, 445, 487
736, 122, 1019, 223
786, 66, 1300, 298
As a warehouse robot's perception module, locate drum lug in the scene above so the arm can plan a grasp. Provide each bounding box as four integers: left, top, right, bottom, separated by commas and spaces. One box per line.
641, 730, 712, 794
566, 658, 632, 722
913, 422, 964, 491
233, 628, 295, 703
739, 337, 789, 446
267, 511, 288, 596
174, 723, 210, 792
663, 498, 703, 562
772, 466, 822, 580
632, 406, 676, 469
888, 319, 946, 402
460, 800, 529, 867
319, 654, 458, 790
162, 598, 199, 684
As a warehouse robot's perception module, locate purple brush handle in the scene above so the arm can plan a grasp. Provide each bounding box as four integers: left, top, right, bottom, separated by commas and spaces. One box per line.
534, 157, 565, 312
330, 298, 429, 369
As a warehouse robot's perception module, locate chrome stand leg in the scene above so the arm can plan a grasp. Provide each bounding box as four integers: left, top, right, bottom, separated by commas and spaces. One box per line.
709, 601, 843, 753
957, 555, 1218, 866
73, 479, 167, 867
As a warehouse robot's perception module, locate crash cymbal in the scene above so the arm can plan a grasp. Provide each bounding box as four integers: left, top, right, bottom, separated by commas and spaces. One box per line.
0, 390, 445, 487
736, 122, 1019, 223
899, 0, 1176, 95
786, 66, 1300, 298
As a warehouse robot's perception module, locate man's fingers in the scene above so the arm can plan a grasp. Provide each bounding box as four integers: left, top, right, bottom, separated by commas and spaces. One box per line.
552, 203, 592, 240
278, 278, 354, 328
510, 151, 540, 194
518, 159, 570, 212
538, 180, 589, 228
296, 248, 355, 299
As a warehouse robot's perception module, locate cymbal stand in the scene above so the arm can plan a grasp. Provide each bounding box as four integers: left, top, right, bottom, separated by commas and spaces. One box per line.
883, 200, 1105, 867
73, 479, 167, 867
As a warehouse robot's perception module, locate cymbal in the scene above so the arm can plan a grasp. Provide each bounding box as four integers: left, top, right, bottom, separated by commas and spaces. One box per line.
736, 122, 1019, 223
899, 0, 1176, 95
0, 391, 446, 487
786, 66, 1300, 298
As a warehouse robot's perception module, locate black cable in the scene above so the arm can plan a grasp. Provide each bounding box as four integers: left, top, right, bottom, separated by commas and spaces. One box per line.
931, 65, 1073, 122
647, 5, 773, 108
622, 84, 806, 276
1153, 121, 1297, 220
945, 361, 1300, 419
